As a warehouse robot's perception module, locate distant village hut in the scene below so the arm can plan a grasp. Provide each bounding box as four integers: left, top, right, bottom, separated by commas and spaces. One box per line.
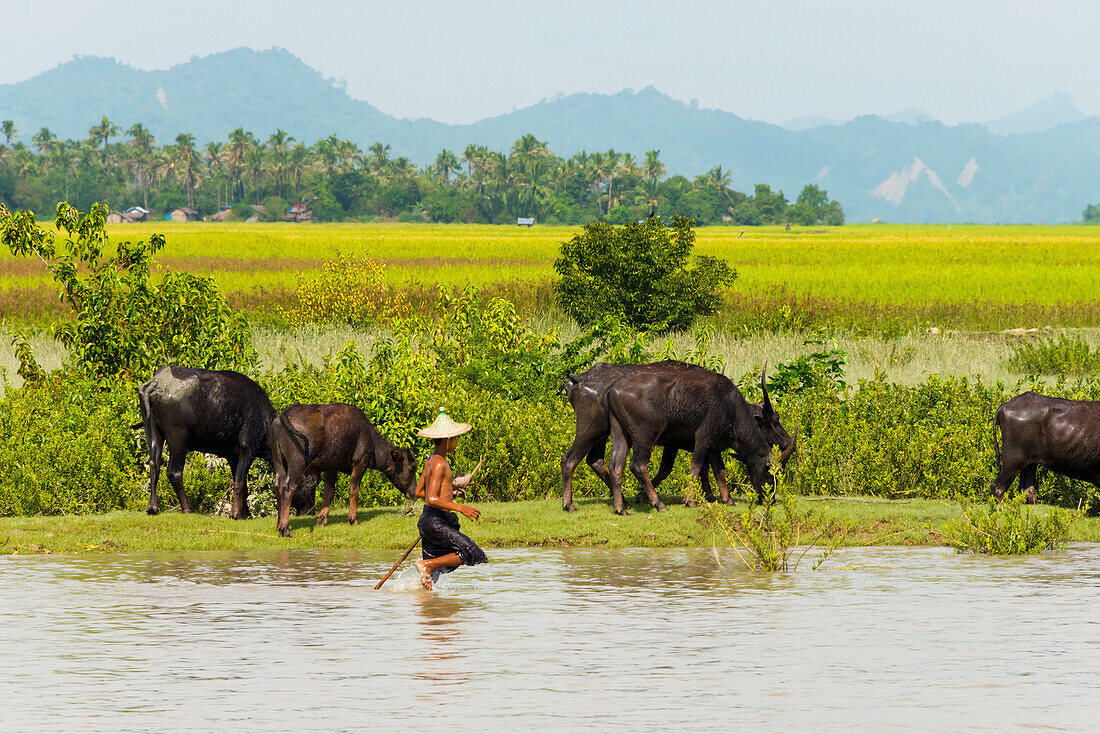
211, 207, 233, 222
285, 201, 313, 223
517, 217, 535, 227
123, 206, 151, 222
106, 211, 124, 224
168, 207, 199, 222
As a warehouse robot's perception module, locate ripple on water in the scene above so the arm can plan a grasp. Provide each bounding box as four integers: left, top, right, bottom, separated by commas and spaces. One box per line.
1, 546, 1098, 733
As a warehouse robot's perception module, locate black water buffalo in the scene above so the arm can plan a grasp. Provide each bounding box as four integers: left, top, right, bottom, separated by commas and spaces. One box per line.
991, 391, 1100, 504
270, 403, 417, 537
136, 366, 278, 519
562, 361, 795, 514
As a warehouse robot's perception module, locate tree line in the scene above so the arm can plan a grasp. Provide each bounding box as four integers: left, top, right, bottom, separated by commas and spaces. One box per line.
0, 117, 844, 226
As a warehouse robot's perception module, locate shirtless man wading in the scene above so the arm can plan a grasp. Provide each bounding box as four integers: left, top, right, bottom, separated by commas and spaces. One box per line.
414, 408, 488, 590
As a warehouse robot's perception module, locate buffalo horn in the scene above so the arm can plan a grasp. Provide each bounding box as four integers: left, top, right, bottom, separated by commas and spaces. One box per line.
760, 363, 774, 418
779, 428, 798, 467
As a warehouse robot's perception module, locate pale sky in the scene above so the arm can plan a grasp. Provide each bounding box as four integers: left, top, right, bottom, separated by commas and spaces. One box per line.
4, 0, 1099, 125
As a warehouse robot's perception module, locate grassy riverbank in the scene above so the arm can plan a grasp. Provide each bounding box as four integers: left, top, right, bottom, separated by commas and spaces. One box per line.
4, 497, 1098, 555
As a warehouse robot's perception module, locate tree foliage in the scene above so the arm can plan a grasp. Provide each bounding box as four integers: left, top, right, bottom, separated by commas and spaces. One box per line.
0, 201, 255, 380
553, 216, 737, 331
0, 118, 845, 226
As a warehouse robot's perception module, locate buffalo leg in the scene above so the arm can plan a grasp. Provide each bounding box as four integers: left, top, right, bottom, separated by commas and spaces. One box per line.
229, 451, 251, 520
275, 473, 291, 538
1019, 463, 1038, 505
709, 453, 732, 505
348, 467, 365, 525
685, 447, 710, 508
585, 442, 616, 493
607, 418, 631, 515
562, 431, 612, 512
628, 441, 667, 512
165, 445, 192, 513
145, 424, 165, 515
317, 470, 338, 526
638, 446, 678, 504
273, 452, 297, 538
990, 458, 1027, 502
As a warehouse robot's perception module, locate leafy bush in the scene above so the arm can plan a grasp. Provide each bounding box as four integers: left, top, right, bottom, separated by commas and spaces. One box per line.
695, 455, 845, 571
1005, 334, 1100, 377
0, 372, 145, 515
776, 374, 1006, 501
940, 495, 1074, 554
280, 255, 402, 328
767, 337, 848, 395
0, 202, 255, 380
553, 216, 737, 331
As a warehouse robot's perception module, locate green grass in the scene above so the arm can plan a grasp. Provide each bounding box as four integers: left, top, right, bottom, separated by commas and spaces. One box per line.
7, 221, 1100, 331
4, 221, 1100, 302
3, 496, 1097, 555
5, 322, 1097, 392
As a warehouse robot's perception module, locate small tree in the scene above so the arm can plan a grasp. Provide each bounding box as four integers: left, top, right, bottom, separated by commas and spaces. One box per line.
1, 201, 255, 381
553, 216, 736, 331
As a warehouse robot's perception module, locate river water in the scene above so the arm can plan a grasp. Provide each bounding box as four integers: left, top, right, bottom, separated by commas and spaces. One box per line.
2, 545, 1098, 732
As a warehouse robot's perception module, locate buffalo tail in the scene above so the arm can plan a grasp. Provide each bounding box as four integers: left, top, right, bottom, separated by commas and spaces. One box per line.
277, 413, 313, 466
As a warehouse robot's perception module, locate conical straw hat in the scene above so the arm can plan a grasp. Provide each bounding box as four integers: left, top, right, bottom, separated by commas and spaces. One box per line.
417, 407, 472, 439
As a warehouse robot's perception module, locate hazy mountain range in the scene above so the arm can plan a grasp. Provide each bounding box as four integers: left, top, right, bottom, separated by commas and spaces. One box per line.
1, 47, 1098, 223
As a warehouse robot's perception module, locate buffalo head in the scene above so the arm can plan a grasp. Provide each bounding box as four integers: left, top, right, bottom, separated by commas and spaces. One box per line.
758, 365, 797, 467
389, 447, 418, 499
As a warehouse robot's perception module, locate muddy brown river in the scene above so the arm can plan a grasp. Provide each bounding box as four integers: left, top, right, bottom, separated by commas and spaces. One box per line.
2, 546, 1098, 732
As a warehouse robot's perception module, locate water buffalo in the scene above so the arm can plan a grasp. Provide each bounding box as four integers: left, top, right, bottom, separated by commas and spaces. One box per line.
270, 403, 417, 537
991, 391, 1100, 504
562, 361, 795, 514
136, 366, 278, 519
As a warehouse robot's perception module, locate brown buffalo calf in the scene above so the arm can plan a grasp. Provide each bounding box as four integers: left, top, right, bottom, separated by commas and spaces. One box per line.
270, 403, 417, 537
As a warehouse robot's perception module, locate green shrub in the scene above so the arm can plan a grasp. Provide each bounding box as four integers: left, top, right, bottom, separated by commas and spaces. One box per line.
940, 495, 1074, 554
279, 255, 398, 328
0, 373, 145, 515
695, 456, 845, 571
767, 337, 848, 395
0, 201, 255, 380
553, 216, 737, 331
1005, 334, 1100, 377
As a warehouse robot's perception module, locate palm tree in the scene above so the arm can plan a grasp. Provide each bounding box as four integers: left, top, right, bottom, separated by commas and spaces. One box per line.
590, 150, 620, 215
175, 133, 201, 208
88, 116, 120, 164
32, 127, 57, 155
245, 145, 267, 197
288, 144, 311, 200
204, 141, 226, 209
50, 145, 77, 201
702, 165, 734, 206
636, 178, 662, 217
336, 139, 361, 172
225, 128, 255, 200
368, 142, 391, 180
644, 150, 666, 184
1, 120, 16, 147
462, 144, 489, 192
433, 149, 461, 185
317, 134, 340, 176
126, 123, 156, 209
604, 149, 621, 213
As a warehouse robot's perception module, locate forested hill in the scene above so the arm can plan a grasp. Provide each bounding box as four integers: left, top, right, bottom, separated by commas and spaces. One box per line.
3, 47, 1100, 223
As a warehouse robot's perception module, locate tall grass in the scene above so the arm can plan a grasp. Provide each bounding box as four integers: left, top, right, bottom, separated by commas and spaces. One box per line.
7, 223, 1100, 329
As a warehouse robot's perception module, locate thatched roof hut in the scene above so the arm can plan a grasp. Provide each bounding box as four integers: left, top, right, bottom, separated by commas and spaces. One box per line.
285, 201, 313, 223
169, 207, 199, 222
